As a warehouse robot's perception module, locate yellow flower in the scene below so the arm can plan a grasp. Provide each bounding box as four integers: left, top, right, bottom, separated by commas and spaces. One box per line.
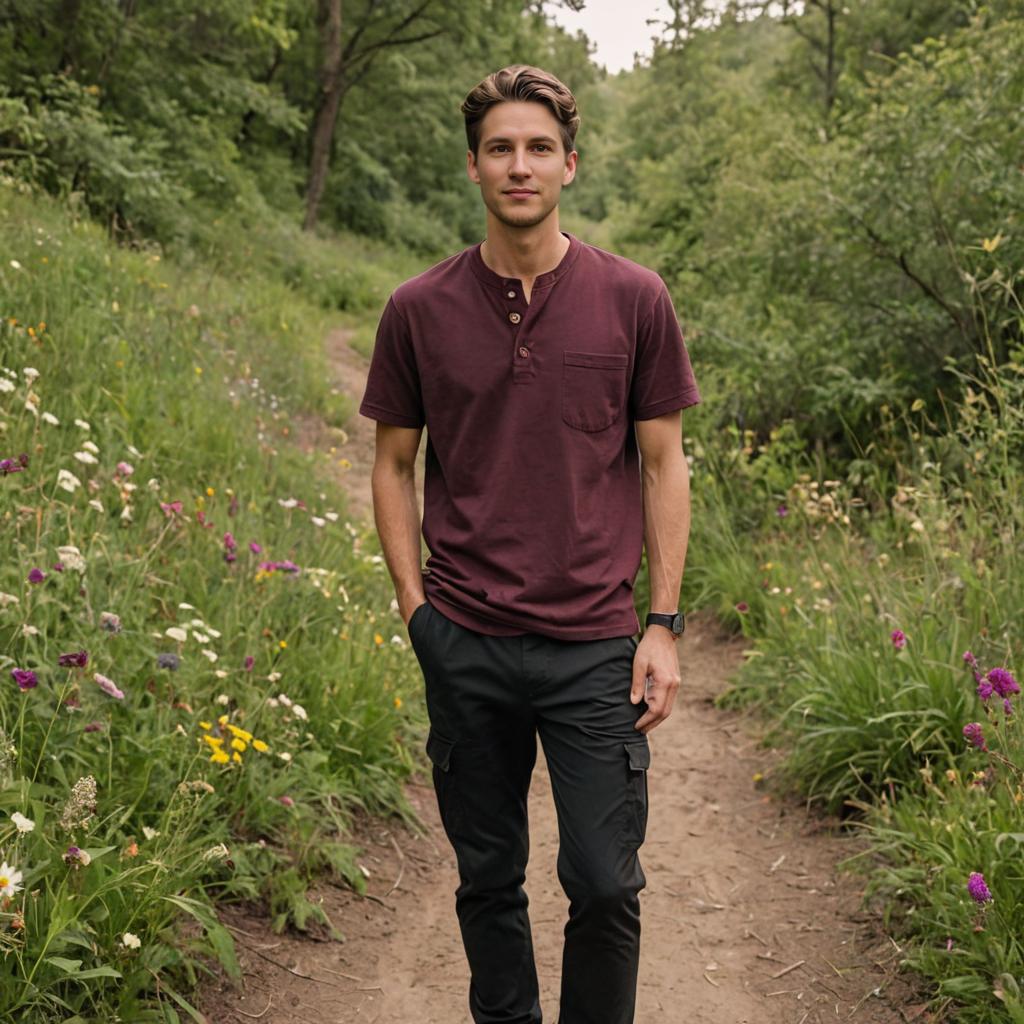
217, 714, 229, 726
226, 724, 253, 743
752, 772, 763, 783
210, 750, 229, 764
252, 739, 269, 753
194, 365, 203, 375
199, 721, 212, 731
374, 633, 384, 646
203, 734, 224, 749
231, 738, 247, 753
206, 486, 215, 497
393, 696, 402, 710
232, 751, 242, 763
278, 640, 287, 650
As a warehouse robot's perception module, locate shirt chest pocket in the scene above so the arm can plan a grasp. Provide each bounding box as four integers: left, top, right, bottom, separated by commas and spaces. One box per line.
561, 351, 630, 432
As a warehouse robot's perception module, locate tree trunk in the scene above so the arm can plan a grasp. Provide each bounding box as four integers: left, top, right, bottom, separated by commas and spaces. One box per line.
303, 0, 344, 233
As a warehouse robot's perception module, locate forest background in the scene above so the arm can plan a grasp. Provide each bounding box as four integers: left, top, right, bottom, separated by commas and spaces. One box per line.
1, 0, 1022, 1021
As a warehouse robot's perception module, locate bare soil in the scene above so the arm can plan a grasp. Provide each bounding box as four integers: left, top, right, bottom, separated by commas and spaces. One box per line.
198, 328, 937, 1024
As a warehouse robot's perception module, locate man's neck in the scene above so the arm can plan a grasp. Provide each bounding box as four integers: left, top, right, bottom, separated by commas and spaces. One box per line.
479, 218, 570, 302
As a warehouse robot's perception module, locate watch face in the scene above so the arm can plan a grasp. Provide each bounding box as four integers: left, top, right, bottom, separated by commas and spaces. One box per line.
672, 613, 685, 635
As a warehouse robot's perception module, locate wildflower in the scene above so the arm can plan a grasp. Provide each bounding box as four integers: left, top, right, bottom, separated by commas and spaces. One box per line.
977, 677, 995, 701
0, 592, 20, 607
160, 501, 183, 517
57, 468, 82, 492
244, 655, 254, 672
58, 650, 89, 669
1004, 698, 1013, 717
278, 639, 287, 650
393, 696, 402, 710
141, 827, 160, 841
278, 751, 293, 763
963, 651, 978, 669
10, 812, 34, 833
201, 649, 218, 662
962, 722, 987, 750
115, 461, 134, 477
59, 776, 97, 833
202, 843, 230, 862
73, 451, 98, 465
210, 749, 230, 764
374, 633, 384, 646
230, 738, 246, 753
83, 722, 104, 733
81, 440, 99, 455
776, 503, 788, 518
291, 704, 308, 721
278, 497, 298, 509
215, 694, 230, 707
93, 673, 124, 700
156, 652, 180, 671
890, 629, 907, 650
268, 672, 281, 683
278, 796, 295, 808
123, 841, 139, 858
734, 602, 749, 613
56, 545, 86, 572
311, 516, 326, 528
0, 457, 23, 475
967, 872, 993, 905
987, 668, 1020, 698
252, 739, 269, 753
121, 932, 141, 950
63, 846, 91, 867
88, 499, 104, 513
165, 627, 187, 643
41, 411, 59, 425
0, 861, 23, 898
100, 611, 122, 634
11, 668, 37, 691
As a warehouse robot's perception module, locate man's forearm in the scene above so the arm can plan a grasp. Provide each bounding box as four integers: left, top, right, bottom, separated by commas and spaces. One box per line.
371, 463, 426, 622
641, 452, 691, 613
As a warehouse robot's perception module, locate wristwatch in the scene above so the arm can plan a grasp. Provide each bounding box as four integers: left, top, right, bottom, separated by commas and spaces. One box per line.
645, 611, 685, 639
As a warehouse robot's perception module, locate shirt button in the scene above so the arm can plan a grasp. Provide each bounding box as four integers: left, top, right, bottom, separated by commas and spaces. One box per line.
508, 311, 522, 324
507, 290, 516, 299
518, 346, 529, 358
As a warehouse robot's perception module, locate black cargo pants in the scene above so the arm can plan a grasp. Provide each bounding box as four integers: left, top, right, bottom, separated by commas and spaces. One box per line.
407, 598, 651, 1024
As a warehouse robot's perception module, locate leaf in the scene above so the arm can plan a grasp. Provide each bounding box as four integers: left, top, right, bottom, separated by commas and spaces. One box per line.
45, 956, 121, 981
995, 832, 1024, 850
46, 957, 83, 974
162, 895, 240, 982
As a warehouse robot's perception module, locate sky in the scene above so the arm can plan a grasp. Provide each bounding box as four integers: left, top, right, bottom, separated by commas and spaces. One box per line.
547, 1, 670, 74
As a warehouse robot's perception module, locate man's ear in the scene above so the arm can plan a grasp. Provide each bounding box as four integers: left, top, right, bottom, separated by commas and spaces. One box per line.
562, 149, 578, 187
467, 149, 480, 185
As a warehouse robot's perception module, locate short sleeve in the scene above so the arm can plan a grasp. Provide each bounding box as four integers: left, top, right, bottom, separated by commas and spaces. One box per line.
630, 282, 701, 420
358, 297, 425, 428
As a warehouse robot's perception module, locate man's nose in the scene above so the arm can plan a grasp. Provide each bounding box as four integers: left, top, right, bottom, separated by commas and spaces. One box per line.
509, 147, 531, 177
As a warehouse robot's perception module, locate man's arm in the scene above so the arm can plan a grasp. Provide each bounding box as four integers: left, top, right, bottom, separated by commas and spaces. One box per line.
629, 410, 691, 733
370, 421, 427, 627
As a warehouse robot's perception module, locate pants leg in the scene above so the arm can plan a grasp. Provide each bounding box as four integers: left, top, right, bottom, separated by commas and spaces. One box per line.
534, 634, 649, 1024
409, 601, 542, 1024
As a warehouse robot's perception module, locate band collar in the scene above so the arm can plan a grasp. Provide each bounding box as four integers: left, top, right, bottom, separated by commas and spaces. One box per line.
468, 231, 581, 292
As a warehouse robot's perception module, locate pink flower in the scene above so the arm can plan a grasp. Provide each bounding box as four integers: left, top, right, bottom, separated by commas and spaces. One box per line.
890, 629, 907, 650
160, 501, 183, 517
278, 796, 295, 808
93, 673, 125, 700
27, 568, 46, 584
249, 541, 262, 554
734, 601, 749, 613
115, 461, 134, 477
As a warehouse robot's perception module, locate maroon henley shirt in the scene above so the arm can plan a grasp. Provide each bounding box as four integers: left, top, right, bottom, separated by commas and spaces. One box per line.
358, 232, 700, 641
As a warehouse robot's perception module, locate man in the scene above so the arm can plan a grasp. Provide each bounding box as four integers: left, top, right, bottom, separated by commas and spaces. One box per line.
359, 65, 699, 1024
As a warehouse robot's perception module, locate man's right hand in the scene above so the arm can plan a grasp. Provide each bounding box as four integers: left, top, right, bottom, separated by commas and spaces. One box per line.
402, 597, 428, 628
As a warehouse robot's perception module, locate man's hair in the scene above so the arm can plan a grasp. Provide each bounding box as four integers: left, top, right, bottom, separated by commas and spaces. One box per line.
461, 65, 580, 158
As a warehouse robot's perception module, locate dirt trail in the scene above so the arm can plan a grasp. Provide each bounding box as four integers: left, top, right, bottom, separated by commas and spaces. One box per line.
200, 328, 929, 1024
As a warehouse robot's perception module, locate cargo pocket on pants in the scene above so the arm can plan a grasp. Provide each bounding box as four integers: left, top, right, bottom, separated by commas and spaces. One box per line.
426, 729, 464, 839
622, 740, 651, 847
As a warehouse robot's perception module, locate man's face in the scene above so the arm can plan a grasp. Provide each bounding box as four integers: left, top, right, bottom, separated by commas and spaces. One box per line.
467, 100, 577, 230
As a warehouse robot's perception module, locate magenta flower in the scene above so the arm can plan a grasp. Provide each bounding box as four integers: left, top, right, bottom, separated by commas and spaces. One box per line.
249, 541, 262, 554
776, 503, 788, 518
93, 673, 124, 700
962, 722, 986, 750
27, 568, 46, 584
58, 650, 89, 668
987, 668, 1020, 698
1003, 698, 1013, 717
977, 677, 995, 701
52, 561, 64, 572
963, 651, 978, 669
160, 501, 183, 517
890, 629, 907, 650
224, 532, 237, 551
244, 655, 254, 672
11, 668, 38, 691
967, 872, 993, 905
83, 722, 104, 733
735, 601, 749, 613
278, 796, 295, 808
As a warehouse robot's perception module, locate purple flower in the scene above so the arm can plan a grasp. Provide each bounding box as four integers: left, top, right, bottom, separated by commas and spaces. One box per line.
52, 561, 64, 573
249, 541, 262, 554
99, 611, 122, 634
776, 503, 789, 518
243, 655, 254, 672
0, 457, 23, 475
11, 668, 38, 691
83, 721, 104, 733
963, 650, 978, 669
977, 678, 995, 701
890, 629, 907, 650
58, 650, 89, 668
93, 673, 124, 700
967, 872, 993, 905
224, 551, 237, 564
223, 532, 237, 551
987, 668, 1020, 698
962, 722, 986, 750
735, 601, 749, 613
1003, 698, 1013, 717
63, 845, 90, 868
18, 453, 28, 468
27, 568, 46, 584
156, 653, 180, 671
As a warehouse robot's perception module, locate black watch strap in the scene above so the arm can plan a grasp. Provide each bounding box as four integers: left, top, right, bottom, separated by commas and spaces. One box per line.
645, 611, 685, 637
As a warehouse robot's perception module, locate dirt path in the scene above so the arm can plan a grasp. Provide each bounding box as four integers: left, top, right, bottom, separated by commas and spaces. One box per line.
200, 328, 931, 1024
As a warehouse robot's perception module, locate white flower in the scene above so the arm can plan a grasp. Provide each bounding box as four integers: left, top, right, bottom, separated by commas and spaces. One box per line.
88, 499, 104, 513
291, 704, 308, 721
10, 812, 35, 833
267, 697, 280, 709
8, 259, 22, 270
74, 418, 91, 431
192, 631, 209, 643
390, 635, 405, 646
81, 440, 99, 455
277, 693, 292, 707
202, 843, 230, 862
213, 669, 228, 679
141, 826, 160, 841
21, 624, 39, 637
215, 694, 230, 706
127, 445, 142, 458
147, 477, 160, 492
23, 367, 39, 382
120, 504, 133, 522
0, 861, 23, 899
73, 451, 98, 465
178, 602, 195, 611
324, 512, 339, 522
267, 671, 281, 683
0, 379, 14, 393
57, 468, 81, 493
41, 411, 59, 425
205, 627, 221, 639
121, 932, 141, 950
165, 627, 188, 643
201, 649, 218, 663
24, 396, 38, 417
56, 545, 86, 572
0, 592, 20, 608
310, 516, 326, 528
278, 497, 298, 509
277, 751, 292, 763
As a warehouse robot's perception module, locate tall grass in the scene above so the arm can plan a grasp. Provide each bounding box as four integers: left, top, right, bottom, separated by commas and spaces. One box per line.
0, 183, 423, 1021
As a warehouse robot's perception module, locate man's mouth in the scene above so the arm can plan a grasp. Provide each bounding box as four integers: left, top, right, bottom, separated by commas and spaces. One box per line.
504, 190, 537, 197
